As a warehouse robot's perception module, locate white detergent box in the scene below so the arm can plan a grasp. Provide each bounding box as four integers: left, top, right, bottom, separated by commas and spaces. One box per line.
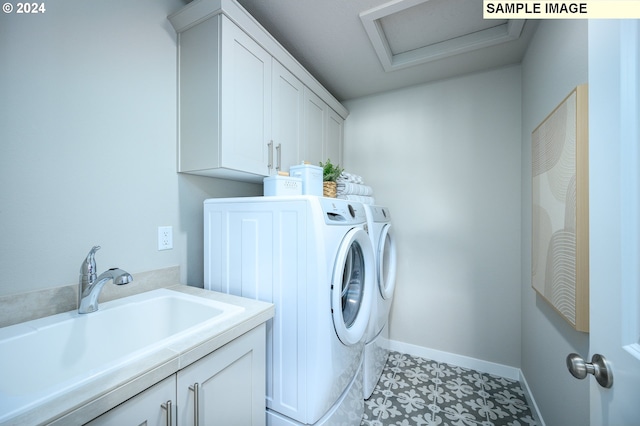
290, 164, 323, 196
263, 175, 302, 196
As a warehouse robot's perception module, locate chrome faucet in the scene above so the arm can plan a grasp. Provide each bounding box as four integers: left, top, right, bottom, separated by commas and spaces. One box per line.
78, 246, 133, 314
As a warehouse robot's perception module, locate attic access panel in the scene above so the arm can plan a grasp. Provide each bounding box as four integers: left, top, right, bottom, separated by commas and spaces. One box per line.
360, 0, 525, 72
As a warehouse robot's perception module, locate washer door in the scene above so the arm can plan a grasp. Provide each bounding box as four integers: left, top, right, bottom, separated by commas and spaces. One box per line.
378, 224, 397, 300
331, 228, 374, 346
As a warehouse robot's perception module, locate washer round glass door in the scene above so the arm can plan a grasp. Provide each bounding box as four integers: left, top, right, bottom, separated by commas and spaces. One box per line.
378, 223, 397, 300
331, 227, 374, 346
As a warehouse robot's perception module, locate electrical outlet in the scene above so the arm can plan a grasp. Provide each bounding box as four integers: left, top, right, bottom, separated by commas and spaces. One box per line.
158, 226, 173, 250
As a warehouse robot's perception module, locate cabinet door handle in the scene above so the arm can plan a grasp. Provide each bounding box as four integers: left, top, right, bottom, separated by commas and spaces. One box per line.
276, 143, 282, 171
267, 141, 273, 171
190, 383, 200, 426
161, 400, 173, 426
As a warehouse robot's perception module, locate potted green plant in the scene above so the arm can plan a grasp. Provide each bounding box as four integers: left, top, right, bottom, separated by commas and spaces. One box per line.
319, 159, 343, 198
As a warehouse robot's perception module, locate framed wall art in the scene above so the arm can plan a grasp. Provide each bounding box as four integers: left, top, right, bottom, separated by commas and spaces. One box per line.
532, 84, 589, 332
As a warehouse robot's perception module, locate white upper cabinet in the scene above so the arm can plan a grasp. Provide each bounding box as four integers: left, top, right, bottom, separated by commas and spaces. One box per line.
177, 15, 271, 181
326, 108, 344, 166
220, 18, 272, 178
169, 0, 348, 182
303, 88, 344, 167
272, 61, 303, 173
302, 87, 326, 166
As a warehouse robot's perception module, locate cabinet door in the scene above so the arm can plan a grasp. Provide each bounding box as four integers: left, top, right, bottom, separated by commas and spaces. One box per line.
177, 325, 266, 426
326, 107, 344, 166
220, 16, 272, 177
84, 376, 175, 426
177, 16, 222, 174
302, 87, 326, 166
272, 61, 303, 173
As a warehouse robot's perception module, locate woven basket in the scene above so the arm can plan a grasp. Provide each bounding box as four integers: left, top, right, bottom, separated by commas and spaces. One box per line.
323, 181, 337, 198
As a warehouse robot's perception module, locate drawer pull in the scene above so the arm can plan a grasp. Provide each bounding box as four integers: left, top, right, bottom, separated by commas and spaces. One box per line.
267, 141, 273, 170
161, 400, 173, 426
190, 383, 200, 426
276, 143, 282, 171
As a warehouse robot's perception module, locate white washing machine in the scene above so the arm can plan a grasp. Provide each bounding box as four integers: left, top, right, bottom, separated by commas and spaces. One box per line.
204, 196, 375, 425
362, 205, 397, 399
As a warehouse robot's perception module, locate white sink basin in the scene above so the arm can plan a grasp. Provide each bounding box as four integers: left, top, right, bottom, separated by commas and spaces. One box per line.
0, 288, 245, 423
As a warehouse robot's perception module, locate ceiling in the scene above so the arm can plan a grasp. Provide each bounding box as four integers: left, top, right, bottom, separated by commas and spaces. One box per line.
236, 0, 538, 102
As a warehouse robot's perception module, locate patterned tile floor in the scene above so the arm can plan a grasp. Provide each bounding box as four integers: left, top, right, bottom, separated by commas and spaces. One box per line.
361, 351, 538, 426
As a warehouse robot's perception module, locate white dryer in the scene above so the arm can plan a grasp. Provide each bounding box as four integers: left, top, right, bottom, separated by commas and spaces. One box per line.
362, 205, 397, 399
204, 196, 375, 425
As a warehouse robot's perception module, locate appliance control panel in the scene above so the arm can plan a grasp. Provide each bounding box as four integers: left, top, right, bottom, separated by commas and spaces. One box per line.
370, 206, 391, 222
319, 198, 366, 225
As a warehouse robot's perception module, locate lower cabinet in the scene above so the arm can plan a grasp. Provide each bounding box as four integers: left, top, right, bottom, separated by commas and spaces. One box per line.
85, 324, 266, 426
85, 375, 176, 426
177, 325, 266, 425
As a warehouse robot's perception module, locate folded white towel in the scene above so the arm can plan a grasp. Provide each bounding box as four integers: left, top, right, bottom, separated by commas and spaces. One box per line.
337, 172, 364, 184
337, 194, 375, 205
337, 182, 374, 196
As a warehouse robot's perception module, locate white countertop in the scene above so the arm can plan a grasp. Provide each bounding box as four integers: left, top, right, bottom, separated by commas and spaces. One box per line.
3, 286, 274, 426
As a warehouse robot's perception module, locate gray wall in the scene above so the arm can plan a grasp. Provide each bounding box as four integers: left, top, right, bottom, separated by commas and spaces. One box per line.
520, 20, 589, 426
0, 0, 262, 298
343, 66, 523, 368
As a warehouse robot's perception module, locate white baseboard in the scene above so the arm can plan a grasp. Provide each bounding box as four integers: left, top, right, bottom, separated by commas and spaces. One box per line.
389, 340, 545, 425
389, 340, 520, 379
519, 369, 546, 426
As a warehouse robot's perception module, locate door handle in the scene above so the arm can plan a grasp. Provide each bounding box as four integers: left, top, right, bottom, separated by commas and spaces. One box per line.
276, 143, 282, 171
566, 353, 613, 388
161, 400, 173, 426
190, 383, 200, 426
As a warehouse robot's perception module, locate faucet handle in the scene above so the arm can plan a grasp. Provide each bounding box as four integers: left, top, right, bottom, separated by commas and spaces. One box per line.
80, 245, 101, 276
